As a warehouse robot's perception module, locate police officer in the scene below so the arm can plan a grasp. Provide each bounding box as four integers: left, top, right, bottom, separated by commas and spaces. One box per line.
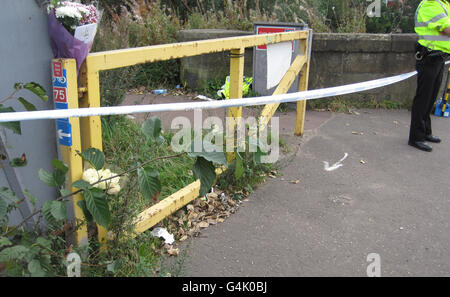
409, 0, 450, 152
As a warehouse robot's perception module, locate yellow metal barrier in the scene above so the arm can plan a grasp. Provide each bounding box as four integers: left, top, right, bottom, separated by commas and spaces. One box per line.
62, 30, 310, 246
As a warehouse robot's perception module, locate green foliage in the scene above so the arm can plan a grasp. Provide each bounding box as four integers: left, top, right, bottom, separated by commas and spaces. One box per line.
138, 167, 162, 202
366, 1, 419, 33
307, 96, 409, 112
92, 0, 181, 106
22, 82, 49, 103
217, 146, 274, 200
0, 82, 48, 135
193, 157, 216, 197
0, 197, 6, 222
142, 117, 165, 145
42, 201, 64, 227
83, 188, 111, 228
38, 160, 68, 190
0, 106, 21, 135
79, 148, 105, 171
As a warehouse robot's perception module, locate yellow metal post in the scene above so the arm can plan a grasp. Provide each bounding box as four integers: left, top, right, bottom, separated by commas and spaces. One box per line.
227, 48, 245, 161
75, 31, 310, 245
294, 38, 310, 136
87, 31, 308, 71
79, 60, 108, 248
133, 167, 224, 236
55, 59, 88, 246
259, 54, 307, 128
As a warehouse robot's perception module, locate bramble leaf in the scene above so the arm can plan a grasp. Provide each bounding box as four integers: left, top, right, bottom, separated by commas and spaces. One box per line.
17, 97, 37, 111
142, 117, 162, 141
193, 157, 216, 197
52, 159, 68, 174
138, 167, 161, 202
72, 180, 92, 190
0, 105, 20, 135
50, 201, 67, 221
79, 148, 105, 171
0, 187, 20, 204
0, 197, 6, 221
83, 188, 110, 228
77, 200, 93, 223
28, 259, 46, 277
39, 169, 56, 187
24, 82, 48, 102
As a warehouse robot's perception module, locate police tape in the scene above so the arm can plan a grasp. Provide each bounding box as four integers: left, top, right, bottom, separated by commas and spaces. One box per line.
0, 65, 444, 123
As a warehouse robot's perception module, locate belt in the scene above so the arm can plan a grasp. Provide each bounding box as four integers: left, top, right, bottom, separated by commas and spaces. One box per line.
415, 43, 448, 61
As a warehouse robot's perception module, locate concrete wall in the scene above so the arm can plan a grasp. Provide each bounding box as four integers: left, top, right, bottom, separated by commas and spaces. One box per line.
177, 29, 253, 90
178, 30, 425, 106
0, 1, 58, 225
311, 33, 420, 105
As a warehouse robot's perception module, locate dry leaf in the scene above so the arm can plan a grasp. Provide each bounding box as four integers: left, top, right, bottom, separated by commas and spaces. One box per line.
291, 179, 301, 184
179, 235, 188, 242
166, 247, 179, 256
188, 212, 198, 220
198, 221, 209, 229
360, 160, 366, 164
208, 192, 218, 199
186, 204, 194, 212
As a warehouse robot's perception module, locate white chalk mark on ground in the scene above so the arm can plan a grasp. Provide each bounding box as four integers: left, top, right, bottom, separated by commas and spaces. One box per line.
323, 153, 349, 172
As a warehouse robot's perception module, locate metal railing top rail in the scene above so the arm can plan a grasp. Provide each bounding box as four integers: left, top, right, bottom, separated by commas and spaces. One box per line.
85, 30, 309, 71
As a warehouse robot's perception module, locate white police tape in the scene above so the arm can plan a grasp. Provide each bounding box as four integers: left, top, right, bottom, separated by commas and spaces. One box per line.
0, 67, 440, 123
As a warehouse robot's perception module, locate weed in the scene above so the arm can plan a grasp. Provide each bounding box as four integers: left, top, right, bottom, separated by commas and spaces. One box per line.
307, 96, 409, 112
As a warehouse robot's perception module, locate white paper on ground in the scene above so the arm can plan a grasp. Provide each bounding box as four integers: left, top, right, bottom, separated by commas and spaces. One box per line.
151, 227, 175, 245
74, 23, 98, 45
266, 41, 292, 90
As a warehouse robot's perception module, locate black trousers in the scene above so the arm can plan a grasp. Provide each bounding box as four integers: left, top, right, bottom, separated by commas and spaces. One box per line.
409, 46, 446, 142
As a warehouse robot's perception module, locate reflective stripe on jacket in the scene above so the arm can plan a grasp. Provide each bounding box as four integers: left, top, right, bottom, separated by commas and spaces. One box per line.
415, 0, 450, 53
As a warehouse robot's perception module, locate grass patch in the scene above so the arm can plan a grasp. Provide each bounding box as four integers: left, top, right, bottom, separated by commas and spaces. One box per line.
96, 115, 195, 276
102, 115, 195, 207
307, 96, 409, 112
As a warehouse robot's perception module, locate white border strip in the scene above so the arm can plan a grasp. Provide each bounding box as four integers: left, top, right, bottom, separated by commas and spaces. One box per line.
0, 70, 418, 123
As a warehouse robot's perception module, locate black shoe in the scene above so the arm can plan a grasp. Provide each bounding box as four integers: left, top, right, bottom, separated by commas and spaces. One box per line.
425, 135, 441, 143
408, 141, 433, 152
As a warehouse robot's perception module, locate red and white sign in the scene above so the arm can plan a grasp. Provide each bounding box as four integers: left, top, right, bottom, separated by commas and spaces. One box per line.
53, 87, 68, 103
52, 61, 63, 78
256, 26, 295, 50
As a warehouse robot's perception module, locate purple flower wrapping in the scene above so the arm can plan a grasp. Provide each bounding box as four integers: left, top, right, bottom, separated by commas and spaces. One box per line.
48, 12, 89, 73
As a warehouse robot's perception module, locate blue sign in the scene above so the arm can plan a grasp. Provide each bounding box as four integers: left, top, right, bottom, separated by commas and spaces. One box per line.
56, 119, 72, 147
55, 102, 68, 110
53, 69, 67, 88
53, 67, 72, 147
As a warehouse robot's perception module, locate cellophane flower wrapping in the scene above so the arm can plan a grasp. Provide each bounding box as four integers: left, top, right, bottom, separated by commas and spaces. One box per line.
47, 1, 102, 73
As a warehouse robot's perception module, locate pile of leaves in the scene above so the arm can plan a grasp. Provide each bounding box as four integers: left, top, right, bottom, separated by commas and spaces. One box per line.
157, 187, 245, 256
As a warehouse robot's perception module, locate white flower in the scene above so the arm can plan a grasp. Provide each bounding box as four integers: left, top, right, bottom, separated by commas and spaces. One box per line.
107, 184, 121, 196
55, 6, 83, 20
82, 168, 121, 195
82, 168, 100, 185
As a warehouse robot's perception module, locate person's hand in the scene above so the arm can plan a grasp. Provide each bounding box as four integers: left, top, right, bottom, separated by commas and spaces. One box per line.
441, 26, 450, 36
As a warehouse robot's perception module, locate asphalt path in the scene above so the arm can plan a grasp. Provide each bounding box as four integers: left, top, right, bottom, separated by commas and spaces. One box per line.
180, 109, 450, 277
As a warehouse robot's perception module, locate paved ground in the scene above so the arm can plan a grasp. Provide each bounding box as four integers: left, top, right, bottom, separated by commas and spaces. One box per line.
174, 108, 450, 277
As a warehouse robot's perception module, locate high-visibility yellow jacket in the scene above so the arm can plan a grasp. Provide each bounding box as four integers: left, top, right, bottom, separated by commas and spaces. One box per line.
415, 0, 450, 53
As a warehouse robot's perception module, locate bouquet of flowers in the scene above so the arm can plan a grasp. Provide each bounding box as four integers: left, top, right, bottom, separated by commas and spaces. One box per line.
47, 0, 102, 72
